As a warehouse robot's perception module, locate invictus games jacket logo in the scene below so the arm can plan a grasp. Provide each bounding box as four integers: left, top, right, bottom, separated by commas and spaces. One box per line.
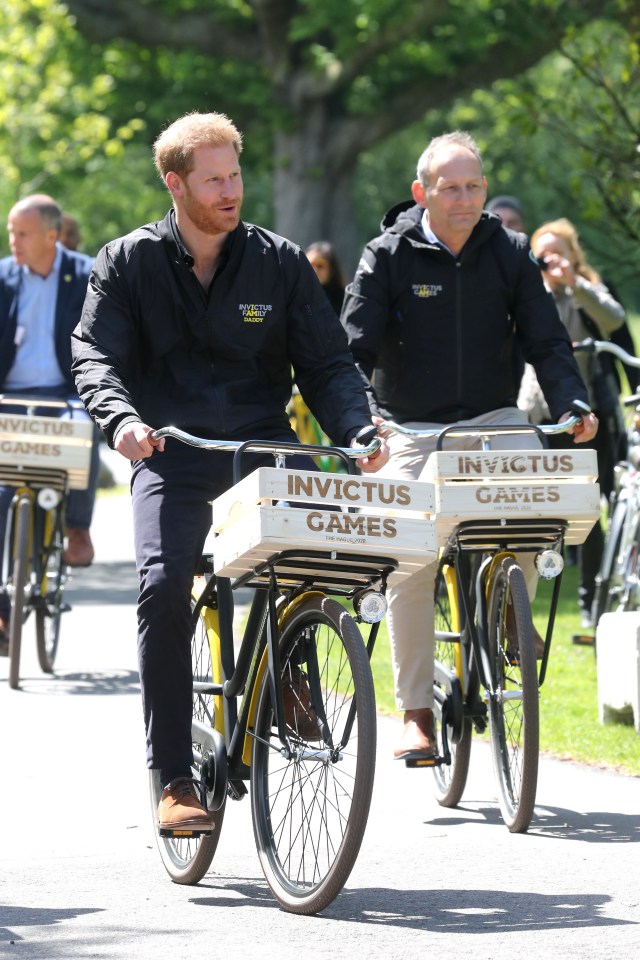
239, 303, 273, 322
412, 284, 443, 298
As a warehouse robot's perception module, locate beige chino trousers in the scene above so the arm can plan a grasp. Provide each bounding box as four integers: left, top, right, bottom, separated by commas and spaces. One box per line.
376, 407, 541, 710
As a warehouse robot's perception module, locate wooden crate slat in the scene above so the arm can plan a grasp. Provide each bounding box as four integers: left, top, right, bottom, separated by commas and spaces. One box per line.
425, 448, 598, 482
0, 414, 93, 489
211, 466, 434, 533
209, 503, 436, 581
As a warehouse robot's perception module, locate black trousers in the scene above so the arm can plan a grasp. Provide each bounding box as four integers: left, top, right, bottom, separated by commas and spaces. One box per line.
131, 434, 314, 776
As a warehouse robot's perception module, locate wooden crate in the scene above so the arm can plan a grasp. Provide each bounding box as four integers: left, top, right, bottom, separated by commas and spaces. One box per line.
424, 448, 600, 546
208, 467, 436, 584
0, 413, 93, 490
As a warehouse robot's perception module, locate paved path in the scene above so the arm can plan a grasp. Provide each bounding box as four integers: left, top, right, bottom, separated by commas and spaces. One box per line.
0, 489, 639, 958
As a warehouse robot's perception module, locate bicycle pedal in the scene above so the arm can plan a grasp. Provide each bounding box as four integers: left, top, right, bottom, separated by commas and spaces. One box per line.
571, 633, 595, 647
403, 754, 442, 769
157, 826, 211, 838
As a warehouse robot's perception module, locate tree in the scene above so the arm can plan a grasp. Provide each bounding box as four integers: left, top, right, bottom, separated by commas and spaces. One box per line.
0, 0, 153, 256
419, 19, 640, 304
62, 0, 637, 269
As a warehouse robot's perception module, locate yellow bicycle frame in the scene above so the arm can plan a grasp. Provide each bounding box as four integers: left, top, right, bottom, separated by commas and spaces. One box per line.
440, 562, 465, 694
191, 577, 328, 767
241, 590, 327, 765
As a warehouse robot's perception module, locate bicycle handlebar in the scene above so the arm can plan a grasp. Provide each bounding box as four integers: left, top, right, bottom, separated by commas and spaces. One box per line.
572, 337, 640, 369
150, 425, 382, 481
379, 413, 585, 451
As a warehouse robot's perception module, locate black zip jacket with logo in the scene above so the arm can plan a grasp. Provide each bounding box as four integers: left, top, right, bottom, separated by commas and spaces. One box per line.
71, 211, 372, 448
340, 202, 588, 424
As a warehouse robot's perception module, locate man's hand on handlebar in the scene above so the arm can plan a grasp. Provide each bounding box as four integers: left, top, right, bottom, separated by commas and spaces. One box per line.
559, 410, 598, 444
350, 420, 390, 472
114, 421, 166, 460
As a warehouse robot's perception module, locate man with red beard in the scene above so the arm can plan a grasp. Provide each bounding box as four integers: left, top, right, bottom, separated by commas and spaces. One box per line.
71, 111, 387, 832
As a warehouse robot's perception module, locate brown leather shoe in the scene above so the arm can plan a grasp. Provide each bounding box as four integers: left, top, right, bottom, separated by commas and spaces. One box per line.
0, 617, 8, 657
156, 778, 213, 833
63, 528, 95, 567
394, 708, 438, 760
282, 665, 322, 741
505, 603, 545, 661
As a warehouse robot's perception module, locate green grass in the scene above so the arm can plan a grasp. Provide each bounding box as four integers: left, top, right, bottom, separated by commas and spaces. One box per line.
97, 484, 128, 498
360, 563, 640, 777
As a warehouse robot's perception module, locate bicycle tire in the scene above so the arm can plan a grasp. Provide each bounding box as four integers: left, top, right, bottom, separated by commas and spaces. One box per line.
592, 497, 627, 626
8, 495, 31, 690
487, 556, 539, 833
150, 599, 226, 884
596, 499, 640, 623
250, 595, 376, 915
433, 566, 472, 807
35, 507, 65, 673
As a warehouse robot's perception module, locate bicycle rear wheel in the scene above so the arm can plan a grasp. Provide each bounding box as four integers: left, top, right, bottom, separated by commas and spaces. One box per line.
8, 495, 31, 690
150, 599, 226, 884
487, 556, 539, 833
433, 565, 472, 807
36, 507, 66, 673
595, 498, 640, 623
250, 595, 376, 915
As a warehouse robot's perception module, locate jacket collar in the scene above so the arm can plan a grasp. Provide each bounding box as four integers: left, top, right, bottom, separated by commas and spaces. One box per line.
382, 202, 502, 256
160, 208, 243, 271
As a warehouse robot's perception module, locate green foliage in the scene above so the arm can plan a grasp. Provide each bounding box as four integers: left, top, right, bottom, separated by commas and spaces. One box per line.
0, 0, 155, 255
1, 0, 637, 274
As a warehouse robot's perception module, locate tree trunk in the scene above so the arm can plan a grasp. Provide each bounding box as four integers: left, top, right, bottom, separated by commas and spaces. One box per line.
272, 121, 363, 278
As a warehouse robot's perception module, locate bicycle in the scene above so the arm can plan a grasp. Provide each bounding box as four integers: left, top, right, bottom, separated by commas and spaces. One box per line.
0, 395, 93, 689
145, 427, 434, 914
575, 339, 640, 631
381, 411, 600, 832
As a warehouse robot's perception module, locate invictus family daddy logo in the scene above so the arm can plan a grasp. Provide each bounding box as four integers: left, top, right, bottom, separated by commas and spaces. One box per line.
239, 303, 273, 322
412, 283, 443, 298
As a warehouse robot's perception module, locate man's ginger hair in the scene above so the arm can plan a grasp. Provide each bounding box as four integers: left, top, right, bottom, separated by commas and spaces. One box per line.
153, 111, 243, 180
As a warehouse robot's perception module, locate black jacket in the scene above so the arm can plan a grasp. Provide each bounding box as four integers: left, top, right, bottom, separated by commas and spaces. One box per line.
340, 203, 588, 424
71, 211, 372, 448
0, 246, 94, 392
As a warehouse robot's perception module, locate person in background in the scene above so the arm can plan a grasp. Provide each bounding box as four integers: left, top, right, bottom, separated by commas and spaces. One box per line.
305, 241, 346, 315
519, 217, 625, 628
71, 111, 388, 833
486, 195, 528, 388
60, 213, 82, 251
485, 194, 526, 233
487, 197, 638, 396
0, 194, 98, 654
341, 131, 597, 761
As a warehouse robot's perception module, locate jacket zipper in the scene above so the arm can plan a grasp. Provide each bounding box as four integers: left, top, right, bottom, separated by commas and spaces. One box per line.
455, 259, 463, 407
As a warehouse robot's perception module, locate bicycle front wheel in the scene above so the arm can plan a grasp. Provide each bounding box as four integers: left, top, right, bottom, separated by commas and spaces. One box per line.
487, 556, 539, 833
433, 565, 472, 807
150, 599, 226, 884
36, 508, 66, 673
250, 595, 376, 915
8, 495, 31, 690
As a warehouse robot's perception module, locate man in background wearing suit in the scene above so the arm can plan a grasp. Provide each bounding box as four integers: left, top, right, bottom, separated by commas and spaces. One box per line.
0, 194, 98, 652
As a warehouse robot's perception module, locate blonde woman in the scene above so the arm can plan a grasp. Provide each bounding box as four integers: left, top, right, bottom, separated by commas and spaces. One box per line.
519, 217, 625, 628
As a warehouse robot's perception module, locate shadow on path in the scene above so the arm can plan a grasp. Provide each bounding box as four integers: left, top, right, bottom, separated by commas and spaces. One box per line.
66, 561, 138, 605
14, 669, 140, 697
190, 879, 635, 931
428, 800, 640, 844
